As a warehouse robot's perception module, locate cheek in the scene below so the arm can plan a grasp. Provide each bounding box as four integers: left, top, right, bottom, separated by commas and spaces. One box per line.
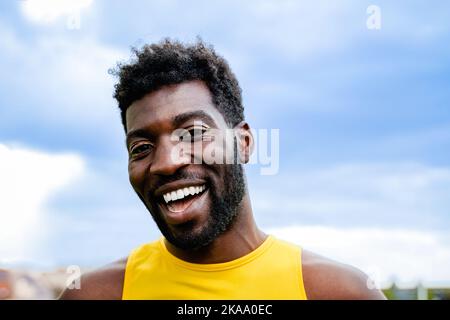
128, 161, 147, 192
206, 164, 227, 193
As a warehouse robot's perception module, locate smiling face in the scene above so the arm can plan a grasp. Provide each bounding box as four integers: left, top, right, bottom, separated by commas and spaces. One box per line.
126, 80, 246, 250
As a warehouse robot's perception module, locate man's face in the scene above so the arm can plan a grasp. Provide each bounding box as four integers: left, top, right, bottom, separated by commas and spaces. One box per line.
126, 80, 246, 250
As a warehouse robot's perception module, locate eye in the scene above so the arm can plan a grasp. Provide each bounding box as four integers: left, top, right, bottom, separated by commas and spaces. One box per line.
130, 143, 153, 157
181, 127, 208, 142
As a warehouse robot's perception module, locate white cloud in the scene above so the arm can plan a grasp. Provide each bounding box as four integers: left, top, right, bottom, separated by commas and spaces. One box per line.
0, 143, 85, 263
373, 125, 450, 156
251, 162, 450, 228
234, 0, 349, 60
0, 23, 127, 132
21, 0, 93, 24
251, 162, 450, 286
268, 225, 450, 287
103, 0, 355, 62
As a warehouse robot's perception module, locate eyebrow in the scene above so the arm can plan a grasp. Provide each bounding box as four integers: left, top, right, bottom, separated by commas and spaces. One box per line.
172, 110, 217, 128
125, 128, 155, 147
125, 110, 217, 146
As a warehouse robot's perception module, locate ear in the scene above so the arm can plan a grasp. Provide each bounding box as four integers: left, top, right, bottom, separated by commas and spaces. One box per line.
234, 121, 254, 164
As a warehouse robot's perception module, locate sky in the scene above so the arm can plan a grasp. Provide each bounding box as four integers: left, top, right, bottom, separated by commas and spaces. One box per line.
0, 0, 449, 287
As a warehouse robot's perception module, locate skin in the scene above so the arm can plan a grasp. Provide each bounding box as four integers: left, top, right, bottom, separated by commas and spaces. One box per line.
60, 80, 386, 300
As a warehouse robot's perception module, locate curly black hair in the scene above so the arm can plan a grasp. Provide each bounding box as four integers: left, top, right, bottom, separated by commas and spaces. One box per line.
111, 38, 244, 132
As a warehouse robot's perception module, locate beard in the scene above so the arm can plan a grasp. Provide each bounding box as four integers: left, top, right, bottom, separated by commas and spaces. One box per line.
148, 162, 246, 251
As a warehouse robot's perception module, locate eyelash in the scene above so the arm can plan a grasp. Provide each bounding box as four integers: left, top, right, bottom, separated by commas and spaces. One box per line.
129, 127, 210, 158
130, 143, 153, 157
182, 127, 208, 141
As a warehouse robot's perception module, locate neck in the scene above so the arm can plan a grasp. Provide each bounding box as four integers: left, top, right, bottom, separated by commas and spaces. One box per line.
164, 192, 267, 264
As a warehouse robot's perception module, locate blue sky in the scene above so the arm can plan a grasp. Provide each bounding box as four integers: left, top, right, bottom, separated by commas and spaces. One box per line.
0, 0, 449, 285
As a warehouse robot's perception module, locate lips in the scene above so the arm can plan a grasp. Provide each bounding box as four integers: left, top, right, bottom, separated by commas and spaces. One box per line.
153, 181, 209, 225
163, 185, 206, 205
164, 185, 207, 212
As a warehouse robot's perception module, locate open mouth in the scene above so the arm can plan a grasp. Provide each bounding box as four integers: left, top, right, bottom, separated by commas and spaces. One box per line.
160, 184, 208, 213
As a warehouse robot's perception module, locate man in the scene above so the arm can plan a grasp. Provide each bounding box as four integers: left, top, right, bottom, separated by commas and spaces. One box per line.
60, 39, 386, 300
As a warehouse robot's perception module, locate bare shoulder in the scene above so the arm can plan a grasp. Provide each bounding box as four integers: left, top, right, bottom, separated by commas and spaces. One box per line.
59, 257, 128, 300
301, 249, 386, 300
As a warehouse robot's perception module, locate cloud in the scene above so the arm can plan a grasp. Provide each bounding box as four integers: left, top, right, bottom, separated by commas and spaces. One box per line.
250, 162, 450, 229
113, 0, 355, 60
250, 161, 450, 284
0, 22, 127, 155
20, 0, 93, 24
268, 225, 450, 286
0, 24, 125, 123
0, 143, 85, 263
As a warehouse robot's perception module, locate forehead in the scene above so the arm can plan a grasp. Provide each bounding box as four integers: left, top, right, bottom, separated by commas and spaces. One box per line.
126, 80, 226, 132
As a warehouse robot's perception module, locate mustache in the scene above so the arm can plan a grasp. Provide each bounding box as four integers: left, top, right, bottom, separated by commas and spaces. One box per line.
150, 170, 209, 194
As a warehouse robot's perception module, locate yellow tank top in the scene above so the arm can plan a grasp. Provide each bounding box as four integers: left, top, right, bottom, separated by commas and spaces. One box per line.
122, 235, 307, 300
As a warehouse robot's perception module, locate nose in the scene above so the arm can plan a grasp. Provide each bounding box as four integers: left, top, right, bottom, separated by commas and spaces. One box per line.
149, 135, 189, 176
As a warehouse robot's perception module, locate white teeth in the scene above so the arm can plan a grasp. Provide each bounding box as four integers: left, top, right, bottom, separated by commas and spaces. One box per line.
162, 184, 206, 204
163, 194, 170, 203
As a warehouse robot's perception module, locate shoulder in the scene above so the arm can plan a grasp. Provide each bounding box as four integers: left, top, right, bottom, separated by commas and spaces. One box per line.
301, 249, 386, 300
59, 257, 128, 300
